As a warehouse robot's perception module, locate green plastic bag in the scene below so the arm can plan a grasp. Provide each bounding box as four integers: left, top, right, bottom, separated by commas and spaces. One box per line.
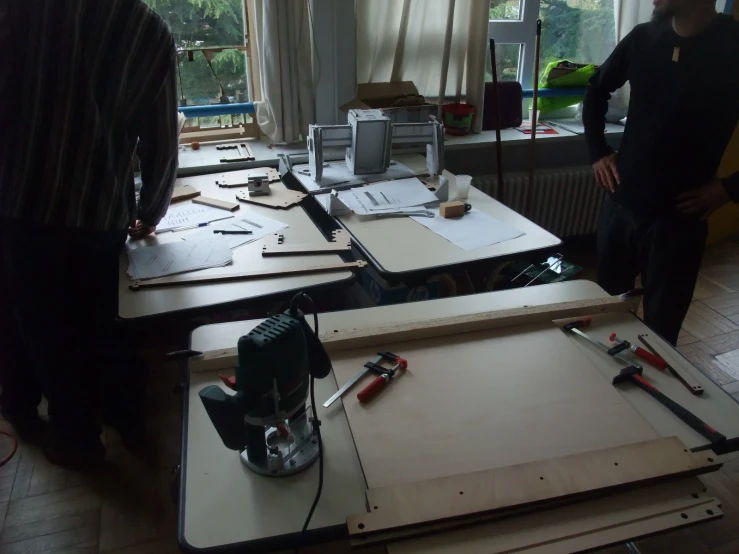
536, 60, 596, 113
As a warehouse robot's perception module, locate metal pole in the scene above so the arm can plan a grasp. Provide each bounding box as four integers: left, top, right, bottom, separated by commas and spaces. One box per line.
525, 19, 542, 219
489, 38, 505, 204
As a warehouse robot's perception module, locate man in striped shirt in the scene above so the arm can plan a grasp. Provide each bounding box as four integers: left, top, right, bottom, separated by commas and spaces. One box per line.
0, 0, 179, 467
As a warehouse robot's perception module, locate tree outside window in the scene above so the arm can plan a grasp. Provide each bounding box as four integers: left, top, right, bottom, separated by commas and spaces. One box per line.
144, 0, 249, 105
487, 0, 615, 84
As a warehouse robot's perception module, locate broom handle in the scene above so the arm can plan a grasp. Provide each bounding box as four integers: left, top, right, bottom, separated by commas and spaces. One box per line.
526, 19, 542, 219
489, 38, 505, 204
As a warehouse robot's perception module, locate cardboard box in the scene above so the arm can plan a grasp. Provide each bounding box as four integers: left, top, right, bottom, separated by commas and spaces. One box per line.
341, 81, 439, 124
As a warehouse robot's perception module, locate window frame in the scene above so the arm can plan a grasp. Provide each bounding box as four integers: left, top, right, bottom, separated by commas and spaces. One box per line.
178, 0, 260, 139
488, 0, 539, 89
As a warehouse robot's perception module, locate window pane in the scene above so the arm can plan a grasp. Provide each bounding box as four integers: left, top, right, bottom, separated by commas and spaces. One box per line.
538, 0, 616, 77
489, 0, 522, 21
485, 43, 521, 83
143, 0, 250, 105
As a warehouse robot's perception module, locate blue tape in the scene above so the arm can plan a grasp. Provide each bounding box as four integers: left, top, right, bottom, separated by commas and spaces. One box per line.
179, 102, 255, 118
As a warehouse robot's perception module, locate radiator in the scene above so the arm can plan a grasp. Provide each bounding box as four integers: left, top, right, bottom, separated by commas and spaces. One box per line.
472, 166, 606, 238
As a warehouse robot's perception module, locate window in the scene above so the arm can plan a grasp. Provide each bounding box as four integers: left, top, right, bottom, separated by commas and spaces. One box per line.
488, 0, 616, 88
144, 0, 258, 135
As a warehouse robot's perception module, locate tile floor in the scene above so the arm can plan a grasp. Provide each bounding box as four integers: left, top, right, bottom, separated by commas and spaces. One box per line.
2, 237, 739, 553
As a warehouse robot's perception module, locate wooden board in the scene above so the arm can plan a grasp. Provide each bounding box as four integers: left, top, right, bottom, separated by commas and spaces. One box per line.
179, 126, 245, 144
192, 196, 240, 212
171, 184, 200, 203
331, 323, 660, 493
386, 480, 721, 554
236, 186, 306, 209
215, 168, 281, 188
350, 478, 714, 549
129, 260, 367, 290
190, 295, 638, 373
347, 437, 720, 536
262, 229, 352, 257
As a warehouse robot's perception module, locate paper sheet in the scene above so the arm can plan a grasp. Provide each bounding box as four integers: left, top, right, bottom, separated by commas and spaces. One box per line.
411, 208, 525, 251
292, 160, 416, 192
156, 203, 234, 232
127, 237, 233, 280
184, 213, 288, 250
338, 177, 439, 215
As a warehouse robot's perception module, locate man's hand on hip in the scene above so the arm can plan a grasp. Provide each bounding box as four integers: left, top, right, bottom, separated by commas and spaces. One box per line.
128, 220, 156, 240
676, 178, 730, 220
592, 153, 621, 193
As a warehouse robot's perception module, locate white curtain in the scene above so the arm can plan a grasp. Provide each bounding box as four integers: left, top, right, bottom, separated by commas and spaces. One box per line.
612, 0, 653, 107
250, 0, 315, 143
356, 0, 489, 133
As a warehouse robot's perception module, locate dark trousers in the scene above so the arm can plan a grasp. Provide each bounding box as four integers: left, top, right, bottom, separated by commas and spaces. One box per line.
0, 220, 146, 443
597, 196, 706, 346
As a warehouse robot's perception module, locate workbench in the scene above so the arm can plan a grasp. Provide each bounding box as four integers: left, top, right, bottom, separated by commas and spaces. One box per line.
118, 169, 355, 319
291, 153, 562, 279
179, 280, 739, 553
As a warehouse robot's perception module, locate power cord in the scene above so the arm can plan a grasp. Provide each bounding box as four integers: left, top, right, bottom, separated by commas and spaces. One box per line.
0, 430, 18, 467
290, 292, 324, 554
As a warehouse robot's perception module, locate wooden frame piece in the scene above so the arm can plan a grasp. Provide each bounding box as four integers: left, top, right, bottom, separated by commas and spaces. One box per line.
262, 229, 351, 257
352, 478, 718, 550
179, 126, 246, 145
189, 295, 639, 373
192, 196, 240, 212
215, 168, 281, 188
130, 260, 367, 291
171, 185, 201, 203
236, 187, 306, 210
219, 142, 255, 163
347, 437, 721, 537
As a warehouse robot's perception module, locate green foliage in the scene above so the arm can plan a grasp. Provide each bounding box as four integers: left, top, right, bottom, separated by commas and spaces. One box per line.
488, 0, 615, 81
143, 0, 248, 103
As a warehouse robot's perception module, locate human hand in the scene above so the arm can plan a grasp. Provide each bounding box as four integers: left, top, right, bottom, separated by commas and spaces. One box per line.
676, 178, 730, 220
592, 153, 621, 193
128, 220, 156, 240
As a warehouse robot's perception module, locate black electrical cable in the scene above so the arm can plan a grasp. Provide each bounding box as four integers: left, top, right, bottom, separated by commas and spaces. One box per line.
290, 292, 324, 554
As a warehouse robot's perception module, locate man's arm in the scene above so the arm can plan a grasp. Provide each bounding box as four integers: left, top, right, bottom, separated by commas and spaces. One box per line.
582, 29, 635, 163
137, 49, 179, 228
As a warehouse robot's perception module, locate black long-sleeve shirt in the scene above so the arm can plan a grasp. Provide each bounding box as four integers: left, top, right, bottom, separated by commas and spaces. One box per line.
0, 0, 179, 230
583, 14, 739, 217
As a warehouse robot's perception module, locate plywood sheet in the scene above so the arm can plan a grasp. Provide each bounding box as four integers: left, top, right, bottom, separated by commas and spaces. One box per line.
349, 478, 712, 550
236, 184, 306, 209
348, 437, 720, 535
387, 483, 721, 554
328, 323, 659, 491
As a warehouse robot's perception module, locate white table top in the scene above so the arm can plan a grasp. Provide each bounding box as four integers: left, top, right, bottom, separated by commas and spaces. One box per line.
306, 153, 562, 276
118, 171, 354, 319
183, 281, 739, 551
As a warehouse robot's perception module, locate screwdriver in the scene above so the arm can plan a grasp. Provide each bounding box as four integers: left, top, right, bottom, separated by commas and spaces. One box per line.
609, 334, 668, 370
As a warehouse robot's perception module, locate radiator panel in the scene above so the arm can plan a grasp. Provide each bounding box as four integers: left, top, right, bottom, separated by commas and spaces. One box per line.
472, 167, 605, 239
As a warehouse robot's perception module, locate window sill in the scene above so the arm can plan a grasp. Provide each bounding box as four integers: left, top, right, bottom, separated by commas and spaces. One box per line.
177, 122, 624, 176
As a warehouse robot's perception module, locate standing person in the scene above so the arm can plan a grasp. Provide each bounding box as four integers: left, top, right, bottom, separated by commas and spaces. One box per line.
0, 0, 179, 468
583, 0, 739, 345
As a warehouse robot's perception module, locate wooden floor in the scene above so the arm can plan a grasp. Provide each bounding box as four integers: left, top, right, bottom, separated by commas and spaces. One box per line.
2, 239, 739, 553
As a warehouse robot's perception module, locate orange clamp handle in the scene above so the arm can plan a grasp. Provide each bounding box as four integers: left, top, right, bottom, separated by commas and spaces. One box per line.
633, 346, 668, 370
357, 375, 389, 403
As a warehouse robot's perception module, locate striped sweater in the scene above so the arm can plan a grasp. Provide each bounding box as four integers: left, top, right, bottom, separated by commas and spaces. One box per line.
0, 0, 179, 230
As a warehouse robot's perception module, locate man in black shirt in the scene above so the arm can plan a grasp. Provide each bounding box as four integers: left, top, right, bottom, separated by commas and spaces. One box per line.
583, 0, 739, 345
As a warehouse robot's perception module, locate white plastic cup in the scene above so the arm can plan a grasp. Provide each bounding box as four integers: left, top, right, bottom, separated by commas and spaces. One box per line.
455, 175, 472, 201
